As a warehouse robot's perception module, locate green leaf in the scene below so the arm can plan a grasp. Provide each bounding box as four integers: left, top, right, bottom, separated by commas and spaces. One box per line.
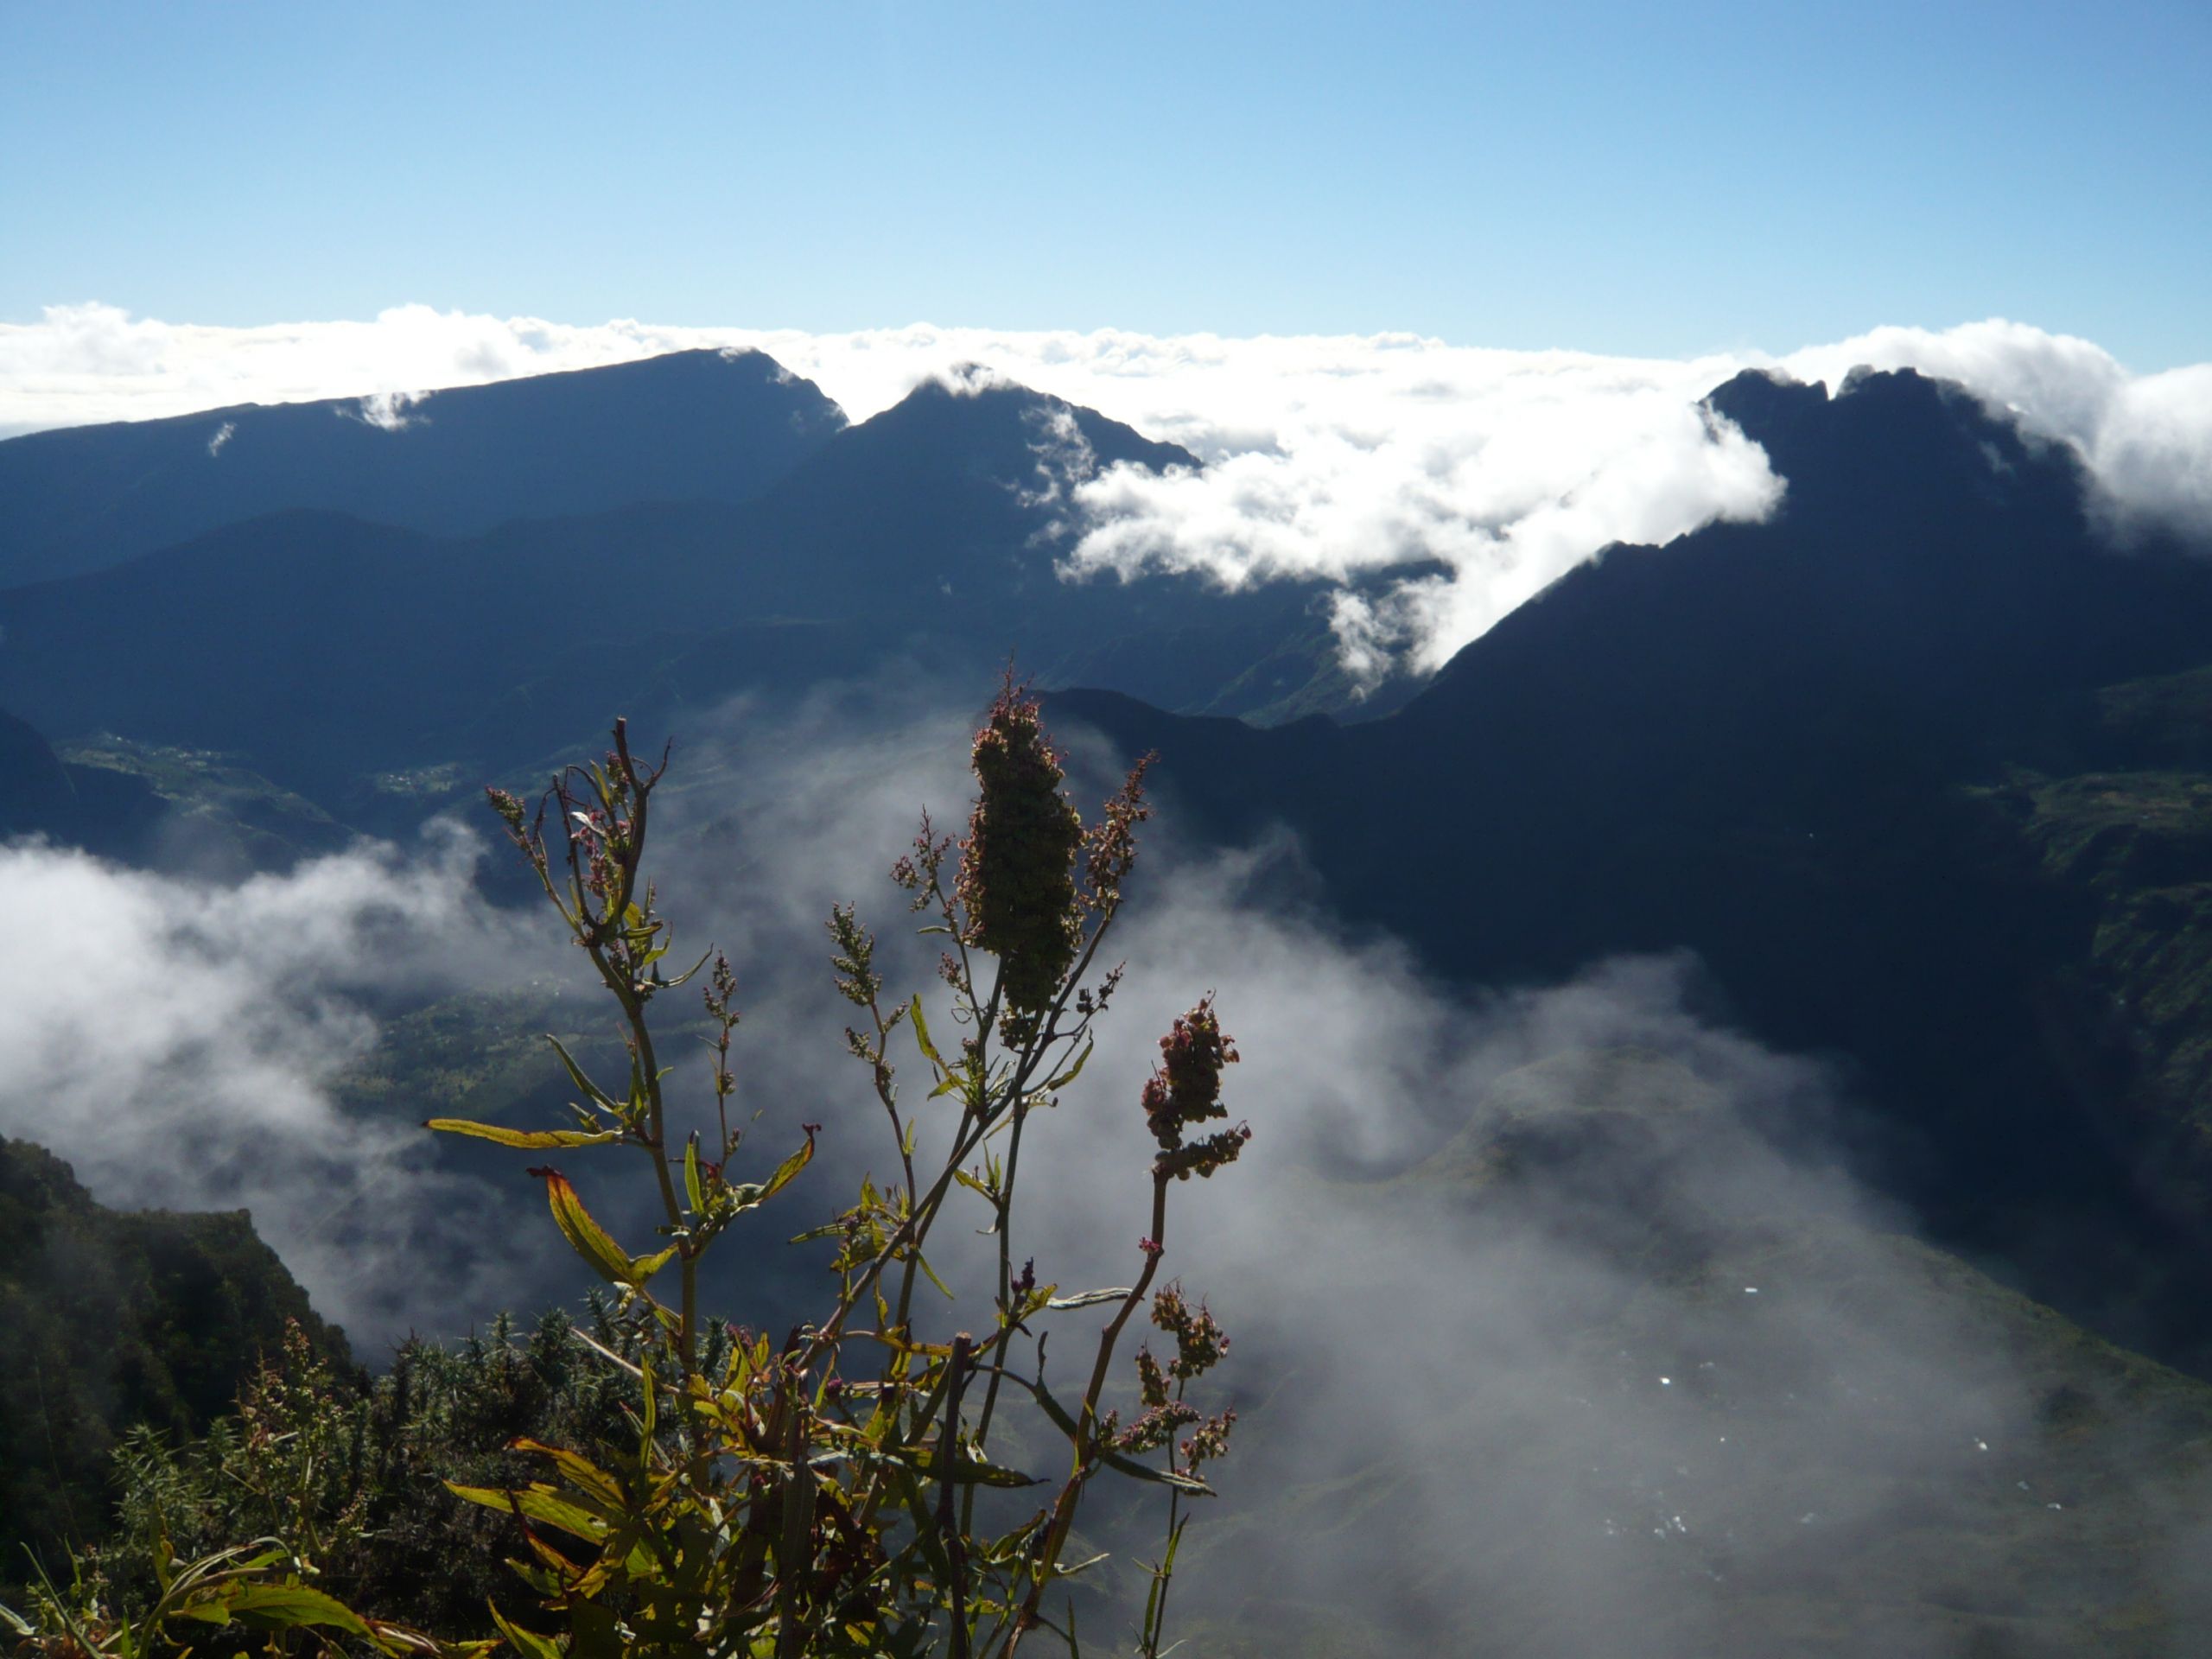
630, 1246, 678, 1283
510, 1440, 627, 1515
491, 1605, 567, 1659
1098, 1448, 1213, 1495
661, 947, 715, 989
446, 1483, 611, 1543
428, 1120, 623, 1150
953, 1166, 996, 1201
889, 1466, 957, 1583
859, 1328, 956, 1360
184, 1580, 376, 1638
1044, 1038, 1095, 1092
739, 1131, 815, 1209
909, 995, 945, 1071
683, 1137, 705, 1215
1008, 1375, 1214, 1495
1046, 1287, 1132, 1312
913, 1249, 956, 1301
908, 1446, 1042, 1488
535, 1170, 641, 1287
544, 1035, 620, 1114
1020, 1371, 1084, 1440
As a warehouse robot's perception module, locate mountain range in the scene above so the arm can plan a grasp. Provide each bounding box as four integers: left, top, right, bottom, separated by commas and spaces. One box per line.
0, 354, 1375, 832
9, 345, 2212, 1650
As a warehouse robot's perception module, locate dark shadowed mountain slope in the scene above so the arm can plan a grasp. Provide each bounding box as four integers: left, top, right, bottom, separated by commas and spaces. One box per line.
0, 379, 1346, 809
0, 1136, 347, 1575
0, 349, 848, 587
0, 705, 77, 837
671, 376, 1344, 707
1052, 367, 2212, 1368
0, 705, 178, 858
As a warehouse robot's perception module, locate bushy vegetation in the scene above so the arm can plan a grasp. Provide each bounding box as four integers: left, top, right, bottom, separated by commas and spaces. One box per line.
22, 1309, 645, 1641
7, 681, 1252, 1657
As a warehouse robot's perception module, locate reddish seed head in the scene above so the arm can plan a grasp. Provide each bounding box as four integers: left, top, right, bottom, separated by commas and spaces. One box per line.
1141, 997, 1243, 1169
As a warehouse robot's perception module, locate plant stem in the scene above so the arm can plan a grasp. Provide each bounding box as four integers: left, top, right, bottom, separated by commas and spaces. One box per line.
938, 1334, 975, 1659
1003, 1172, 1170, 1654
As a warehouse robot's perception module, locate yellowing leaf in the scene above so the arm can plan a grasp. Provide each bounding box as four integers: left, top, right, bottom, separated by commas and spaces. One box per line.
428, 1120, 622, 1150
531, 1170, 638, 1287
446, 1482, 611, 1543
491, 1606, 566, 1659
181, 1580, 375, 1638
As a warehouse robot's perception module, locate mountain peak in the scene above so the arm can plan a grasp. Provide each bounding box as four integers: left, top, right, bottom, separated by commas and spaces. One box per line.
863, 370, 1198, 476
1706, 363, 2090, 534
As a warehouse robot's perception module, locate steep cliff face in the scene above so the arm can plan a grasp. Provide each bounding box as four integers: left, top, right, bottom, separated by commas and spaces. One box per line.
0, 1136, 348, 1572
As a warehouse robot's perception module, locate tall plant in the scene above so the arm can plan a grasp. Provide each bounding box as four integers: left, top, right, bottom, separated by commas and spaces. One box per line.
430, 681, 1250, 1657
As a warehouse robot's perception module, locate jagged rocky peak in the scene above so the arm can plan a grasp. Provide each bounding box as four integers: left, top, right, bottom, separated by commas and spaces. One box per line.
1703, 363, 2092, 531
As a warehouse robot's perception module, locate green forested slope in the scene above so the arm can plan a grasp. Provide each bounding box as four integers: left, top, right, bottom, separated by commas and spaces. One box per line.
0, 1138, 347, 1576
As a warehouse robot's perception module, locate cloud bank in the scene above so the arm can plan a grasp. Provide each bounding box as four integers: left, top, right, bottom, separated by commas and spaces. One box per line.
5, 304, 2209, 674
0, 824, 550, 1344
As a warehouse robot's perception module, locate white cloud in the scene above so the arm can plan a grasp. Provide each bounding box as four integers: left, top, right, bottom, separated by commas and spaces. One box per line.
0, 823, 550, 1344
1061, 351, 1785, 671
1781, 319, 2212, 544
4, 306, 2209, 677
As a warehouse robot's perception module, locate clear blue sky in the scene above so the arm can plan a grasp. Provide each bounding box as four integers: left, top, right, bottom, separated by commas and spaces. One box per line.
4, 0, 2207, 369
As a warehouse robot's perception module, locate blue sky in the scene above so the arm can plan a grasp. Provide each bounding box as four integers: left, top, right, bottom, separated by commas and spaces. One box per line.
3, 0, 2208, 369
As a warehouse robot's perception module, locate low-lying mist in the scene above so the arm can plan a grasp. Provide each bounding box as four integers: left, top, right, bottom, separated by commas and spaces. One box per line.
9, 676, 2211, 1652
0, 823, 549, 1336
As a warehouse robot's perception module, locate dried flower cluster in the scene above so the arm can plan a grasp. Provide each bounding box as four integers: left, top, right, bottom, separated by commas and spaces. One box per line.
1142, 996, 1251, 1181
955, 679, 1084, 1016
1112, 1285, 1238, 1474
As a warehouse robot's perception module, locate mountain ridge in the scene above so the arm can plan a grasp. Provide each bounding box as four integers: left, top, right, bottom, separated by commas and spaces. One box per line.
1049, 365, 2212, 1370
0, 347, 849, 586
0, 372, 1351, 810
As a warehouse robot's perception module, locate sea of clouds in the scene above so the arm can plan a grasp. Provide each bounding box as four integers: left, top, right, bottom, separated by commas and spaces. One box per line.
3, 306, 2208, 677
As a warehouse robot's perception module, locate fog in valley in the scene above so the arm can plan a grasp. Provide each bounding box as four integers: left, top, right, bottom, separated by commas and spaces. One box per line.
10, 676, 2210, 1652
